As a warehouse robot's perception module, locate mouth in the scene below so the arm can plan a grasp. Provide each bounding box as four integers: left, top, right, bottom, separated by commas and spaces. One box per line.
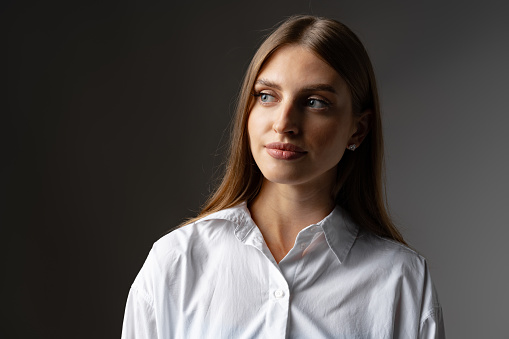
265, 142, 307, 160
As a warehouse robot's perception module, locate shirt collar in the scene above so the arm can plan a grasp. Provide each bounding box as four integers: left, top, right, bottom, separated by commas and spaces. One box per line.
200, 203, 257, 242
201, 202, 358, 264
320, 205, 359, 264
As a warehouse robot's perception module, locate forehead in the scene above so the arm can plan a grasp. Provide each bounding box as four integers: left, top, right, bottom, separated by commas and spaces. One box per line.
256, 44, 347, 91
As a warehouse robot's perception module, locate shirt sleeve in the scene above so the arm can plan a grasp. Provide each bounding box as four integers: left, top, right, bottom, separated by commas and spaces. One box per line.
418, 260, 446, 339
121, 286, 158, 339
419, 305, 446, 339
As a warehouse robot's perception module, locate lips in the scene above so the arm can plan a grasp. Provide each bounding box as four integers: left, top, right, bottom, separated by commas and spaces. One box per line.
265, 142, 307, 160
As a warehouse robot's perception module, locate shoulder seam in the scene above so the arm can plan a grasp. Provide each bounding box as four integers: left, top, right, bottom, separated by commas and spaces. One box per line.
372, 233, 424, 259
420, 305, 442, 326
180, 216, 237, 228
130, 284, 155, 308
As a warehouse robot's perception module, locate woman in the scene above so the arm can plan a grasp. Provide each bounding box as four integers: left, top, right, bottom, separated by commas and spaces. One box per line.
122, 15, 445, 338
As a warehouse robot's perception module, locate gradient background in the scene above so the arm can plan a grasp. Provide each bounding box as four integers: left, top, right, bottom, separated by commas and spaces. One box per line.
3, 0, 508, 338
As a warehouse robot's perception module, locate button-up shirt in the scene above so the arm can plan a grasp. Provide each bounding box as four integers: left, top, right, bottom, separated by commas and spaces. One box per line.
122, 203, 445, 338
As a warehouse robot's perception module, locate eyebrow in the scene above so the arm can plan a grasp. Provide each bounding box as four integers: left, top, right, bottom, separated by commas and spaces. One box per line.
255, 79, 282, 90
255, 78, 337, 94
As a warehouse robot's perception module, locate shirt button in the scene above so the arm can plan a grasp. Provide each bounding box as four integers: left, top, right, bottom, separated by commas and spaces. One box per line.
274, 289, 284, 298
300, 243, 307, 250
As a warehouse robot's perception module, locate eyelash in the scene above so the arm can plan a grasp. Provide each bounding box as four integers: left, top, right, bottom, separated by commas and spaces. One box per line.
306, 98, 330, 109
252, 91, 275, 98
251, 92, 278, 105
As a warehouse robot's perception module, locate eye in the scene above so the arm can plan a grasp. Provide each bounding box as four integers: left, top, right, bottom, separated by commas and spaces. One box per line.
253, 92, 278, 104
306, 98, 329, 109
261, 93, 276, 102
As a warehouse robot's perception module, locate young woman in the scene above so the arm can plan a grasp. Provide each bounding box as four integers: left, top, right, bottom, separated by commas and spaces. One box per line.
122, 15, 445, 338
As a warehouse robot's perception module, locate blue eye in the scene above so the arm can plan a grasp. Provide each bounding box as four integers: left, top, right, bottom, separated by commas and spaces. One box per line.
253, 91, 277, 103
307, 98, 329, 109
259, 93, 276, 103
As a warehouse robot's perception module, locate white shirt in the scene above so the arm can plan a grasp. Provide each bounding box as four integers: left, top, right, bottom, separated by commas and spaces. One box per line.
122, 203, 445, 338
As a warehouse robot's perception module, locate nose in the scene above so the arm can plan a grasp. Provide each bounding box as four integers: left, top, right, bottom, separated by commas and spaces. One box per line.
272, 101, 300, 135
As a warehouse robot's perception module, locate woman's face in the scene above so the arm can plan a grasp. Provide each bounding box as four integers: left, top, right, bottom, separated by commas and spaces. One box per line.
247, 44, 363, 189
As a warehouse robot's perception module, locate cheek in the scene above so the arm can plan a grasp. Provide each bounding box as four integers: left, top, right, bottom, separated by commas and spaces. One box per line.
247, 109, 266, 143
311, 122, 349, 159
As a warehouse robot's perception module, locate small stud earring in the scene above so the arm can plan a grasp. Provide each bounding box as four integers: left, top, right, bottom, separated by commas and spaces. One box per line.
348, 144, 357, 151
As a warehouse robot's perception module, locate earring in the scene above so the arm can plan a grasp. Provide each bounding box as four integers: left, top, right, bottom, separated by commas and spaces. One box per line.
348, 144, 357, 151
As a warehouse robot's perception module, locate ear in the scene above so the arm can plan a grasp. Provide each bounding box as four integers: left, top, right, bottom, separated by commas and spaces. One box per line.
347, 110, 371, 149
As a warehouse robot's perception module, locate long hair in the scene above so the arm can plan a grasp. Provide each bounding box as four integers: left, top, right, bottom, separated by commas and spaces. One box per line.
184, 15, 405, 244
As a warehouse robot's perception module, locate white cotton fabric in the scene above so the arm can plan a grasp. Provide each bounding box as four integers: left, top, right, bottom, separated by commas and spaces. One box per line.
122, 203, 445, 339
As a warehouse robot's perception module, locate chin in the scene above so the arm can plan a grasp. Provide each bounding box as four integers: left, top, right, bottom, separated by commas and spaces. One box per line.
260, 164, 338, 188
261, 171, 311, 186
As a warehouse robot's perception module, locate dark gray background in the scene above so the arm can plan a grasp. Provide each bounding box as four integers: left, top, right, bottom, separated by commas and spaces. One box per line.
3, 0, 508, 338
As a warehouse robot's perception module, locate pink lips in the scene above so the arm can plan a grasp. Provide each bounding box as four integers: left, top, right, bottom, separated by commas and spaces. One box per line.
265, 142, 307, 160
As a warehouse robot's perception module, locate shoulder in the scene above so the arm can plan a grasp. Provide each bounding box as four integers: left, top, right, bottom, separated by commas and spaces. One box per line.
131, 204, 249, 292
352, 231, 443, 321
356, 230, 426, 265
352, 231, 442, 312
347, 230, 432, 287
151, 204, 250, 260
122, 207, 248, 338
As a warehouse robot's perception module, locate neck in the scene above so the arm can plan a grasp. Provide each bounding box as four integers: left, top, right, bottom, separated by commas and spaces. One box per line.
248, 177, 336, 263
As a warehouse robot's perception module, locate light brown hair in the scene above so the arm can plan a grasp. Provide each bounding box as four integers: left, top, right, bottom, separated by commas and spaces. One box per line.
184, 15, 405, 244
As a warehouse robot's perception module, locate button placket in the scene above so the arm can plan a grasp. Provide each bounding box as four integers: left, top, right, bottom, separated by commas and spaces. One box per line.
266, 261, 290, 338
